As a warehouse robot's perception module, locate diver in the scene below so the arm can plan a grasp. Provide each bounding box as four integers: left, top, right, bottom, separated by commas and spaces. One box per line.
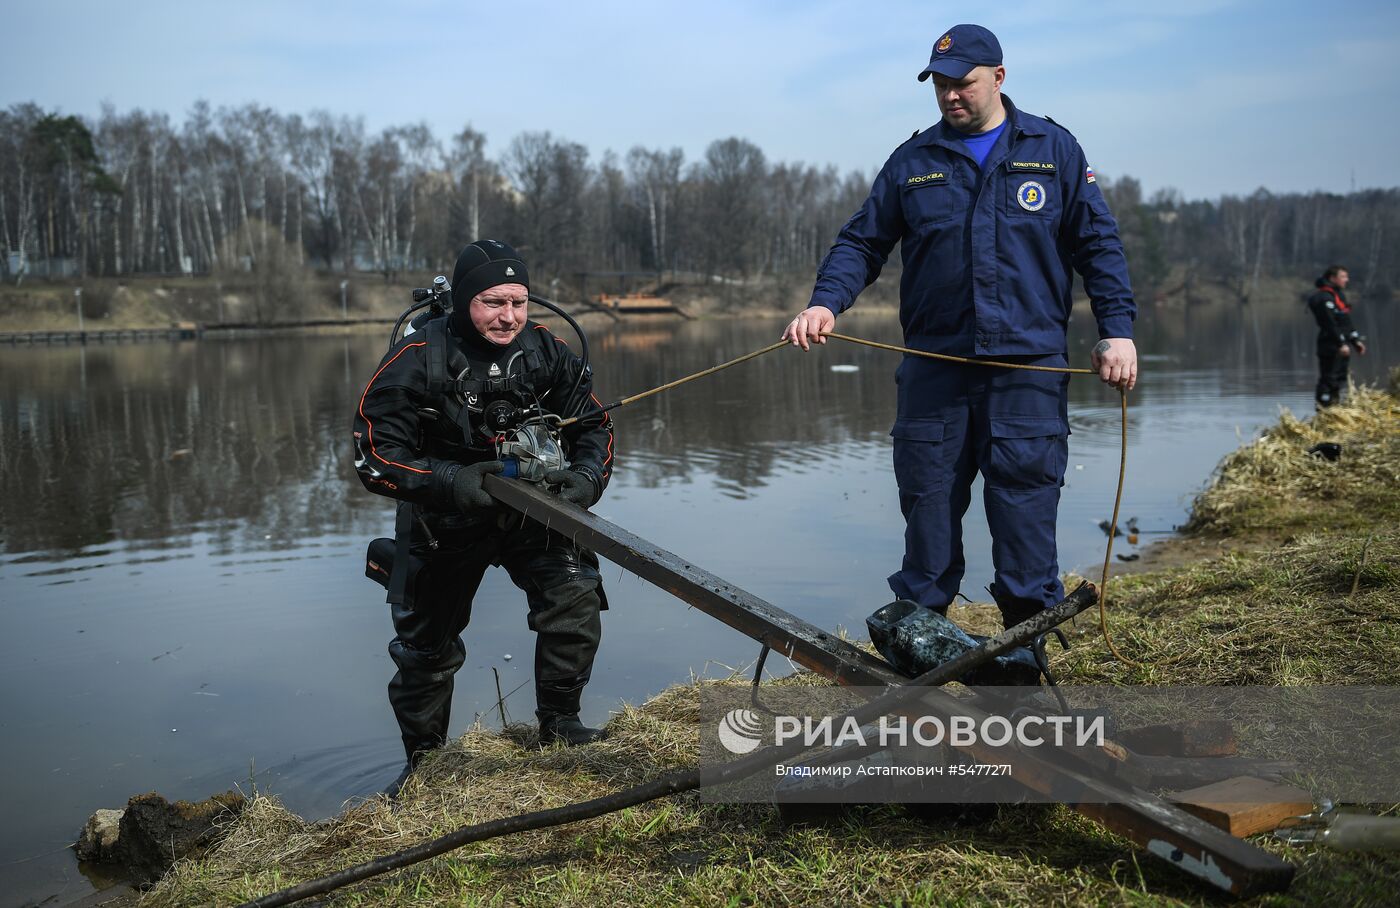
1307, 265, 1367, 408
353, 239, 615, 794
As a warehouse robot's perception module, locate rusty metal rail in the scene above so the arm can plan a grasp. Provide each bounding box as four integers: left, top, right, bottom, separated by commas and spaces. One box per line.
485, 475, 1295, 898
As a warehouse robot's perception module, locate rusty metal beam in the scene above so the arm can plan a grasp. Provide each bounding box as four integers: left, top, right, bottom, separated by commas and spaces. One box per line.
486, 476, 1294, 897
486, 474, 902, 688
488, 476, 1127, 776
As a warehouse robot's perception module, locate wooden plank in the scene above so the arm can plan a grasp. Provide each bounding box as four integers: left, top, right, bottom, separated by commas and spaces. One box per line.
1130, 754, 1299, 789
1119, 720, 1237, 756
484, 476, 1295, 897
1167, 777, 1314, 837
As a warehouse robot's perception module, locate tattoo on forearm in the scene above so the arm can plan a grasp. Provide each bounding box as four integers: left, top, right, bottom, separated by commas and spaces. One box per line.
1093, 340, 1111, 356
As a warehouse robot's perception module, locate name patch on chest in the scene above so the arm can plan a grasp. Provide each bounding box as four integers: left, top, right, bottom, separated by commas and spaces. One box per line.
1008, 161, 1056, 173
905, 171, 948, 187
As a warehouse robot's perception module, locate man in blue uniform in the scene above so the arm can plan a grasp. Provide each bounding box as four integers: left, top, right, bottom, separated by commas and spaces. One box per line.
784, 24, 1137, 630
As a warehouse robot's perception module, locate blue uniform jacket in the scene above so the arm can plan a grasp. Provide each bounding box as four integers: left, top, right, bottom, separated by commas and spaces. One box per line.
809, 96, 1135, 356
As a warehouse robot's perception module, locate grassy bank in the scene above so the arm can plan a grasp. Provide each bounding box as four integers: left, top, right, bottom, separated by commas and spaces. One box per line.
141, 376, 1400, 907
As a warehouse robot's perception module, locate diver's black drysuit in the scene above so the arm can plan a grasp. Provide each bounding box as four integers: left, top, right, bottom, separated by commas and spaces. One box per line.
1307, 277, 1363, 408
354, 314, 614, 762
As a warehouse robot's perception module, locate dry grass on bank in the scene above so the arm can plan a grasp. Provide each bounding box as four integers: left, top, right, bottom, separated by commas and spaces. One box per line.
1045, 371, 1400, 687
1055, 530, 1400, 688
143, 679, 1400, 908
142, 378, 1400, 907
1184, 375, 1400, 537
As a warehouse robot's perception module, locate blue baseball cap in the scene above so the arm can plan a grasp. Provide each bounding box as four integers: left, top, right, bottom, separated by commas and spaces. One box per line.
917, 24, 1003, 81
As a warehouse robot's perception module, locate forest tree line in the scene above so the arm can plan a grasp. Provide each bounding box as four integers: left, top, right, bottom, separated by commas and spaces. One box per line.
2, 101, 1396, 303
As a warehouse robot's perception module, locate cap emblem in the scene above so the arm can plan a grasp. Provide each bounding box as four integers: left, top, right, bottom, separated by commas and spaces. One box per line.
936, 33, 953, 53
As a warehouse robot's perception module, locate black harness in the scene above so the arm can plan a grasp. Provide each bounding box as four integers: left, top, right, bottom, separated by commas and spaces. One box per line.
421, 316, 552, 451
385, 318, 553, 604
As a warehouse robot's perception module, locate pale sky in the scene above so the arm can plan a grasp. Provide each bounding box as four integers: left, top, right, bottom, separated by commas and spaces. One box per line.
3, 0, 1396, 200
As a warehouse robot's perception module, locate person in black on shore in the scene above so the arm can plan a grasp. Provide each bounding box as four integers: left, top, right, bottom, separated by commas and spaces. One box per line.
1306, 265, 1367, 408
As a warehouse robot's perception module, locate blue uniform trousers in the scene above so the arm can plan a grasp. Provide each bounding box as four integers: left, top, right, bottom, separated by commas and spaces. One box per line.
888, 354, 1070, 620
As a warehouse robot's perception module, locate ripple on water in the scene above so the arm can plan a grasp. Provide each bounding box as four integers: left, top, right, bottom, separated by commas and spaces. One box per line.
182, 739, 406, 821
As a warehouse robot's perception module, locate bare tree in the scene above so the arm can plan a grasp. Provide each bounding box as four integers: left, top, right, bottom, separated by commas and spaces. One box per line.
503, 131, 592, 281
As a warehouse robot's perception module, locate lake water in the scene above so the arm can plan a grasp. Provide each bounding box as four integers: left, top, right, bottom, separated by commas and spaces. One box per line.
1, 298, 1395, 905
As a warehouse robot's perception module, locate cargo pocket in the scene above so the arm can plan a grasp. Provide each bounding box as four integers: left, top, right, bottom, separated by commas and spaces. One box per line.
891, 417, 949, 494
985, 416, 1069, 490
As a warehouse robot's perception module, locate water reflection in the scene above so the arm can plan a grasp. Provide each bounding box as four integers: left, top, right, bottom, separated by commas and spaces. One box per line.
0, 298, 1394, 905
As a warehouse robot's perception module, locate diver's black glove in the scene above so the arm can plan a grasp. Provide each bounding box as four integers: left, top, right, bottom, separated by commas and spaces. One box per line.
544, 468, 599, 508
452, 460, 506, 512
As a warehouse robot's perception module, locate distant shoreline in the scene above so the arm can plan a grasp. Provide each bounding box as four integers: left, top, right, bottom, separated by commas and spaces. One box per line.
0, 268, 1339, 337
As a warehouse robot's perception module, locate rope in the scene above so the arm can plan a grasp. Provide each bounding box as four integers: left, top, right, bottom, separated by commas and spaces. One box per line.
568, 329, 1137, 662
557, 340, 789, 427
823, 331, 1097, 374
236, 333, 1139, 906
1098, 389, 1137, 665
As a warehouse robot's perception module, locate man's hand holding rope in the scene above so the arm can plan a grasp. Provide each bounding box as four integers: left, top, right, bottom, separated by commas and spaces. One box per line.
782, 305, 836, 351
1091, 337, 1137, 390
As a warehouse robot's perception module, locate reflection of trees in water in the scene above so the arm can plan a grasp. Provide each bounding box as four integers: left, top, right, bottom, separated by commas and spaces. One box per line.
0, 338, 390, 556
593, 316, 902, 492
0, 320, 911, 555
1122, 294, 1397, 380
4, 304, 1395, 555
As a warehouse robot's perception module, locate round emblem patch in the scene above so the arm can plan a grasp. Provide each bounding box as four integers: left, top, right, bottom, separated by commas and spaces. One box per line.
936, 33, 953, 53
1016, 181, 1046, 212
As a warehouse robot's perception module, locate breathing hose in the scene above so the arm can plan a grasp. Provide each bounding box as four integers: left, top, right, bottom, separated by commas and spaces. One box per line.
528, 293, 592, 417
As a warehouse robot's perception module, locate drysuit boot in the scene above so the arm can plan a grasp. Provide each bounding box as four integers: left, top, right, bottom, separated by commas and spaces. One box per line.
384, 764, 413, 799
387, 635, 467, 763
536, 676, 606, 746
382, 722, 447, 800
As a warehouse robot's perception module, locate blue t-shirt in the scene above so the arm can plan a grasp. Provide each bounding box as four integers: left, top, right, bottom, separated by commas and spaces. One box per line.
956, 119, 1007, 167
